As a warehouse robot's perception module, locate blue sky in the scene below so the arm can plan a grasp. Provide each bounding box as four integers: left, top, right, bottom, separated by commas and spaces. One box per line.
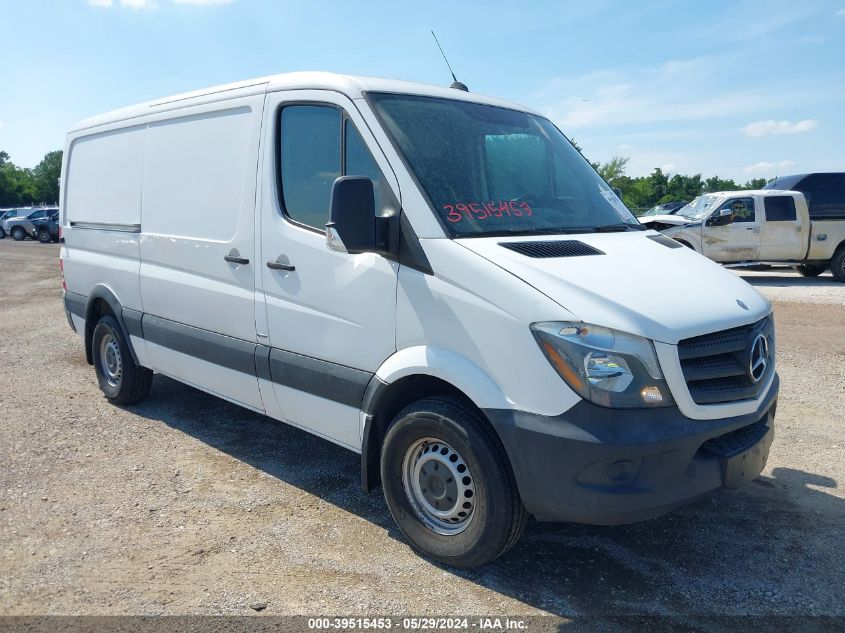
1, 0, 843, 182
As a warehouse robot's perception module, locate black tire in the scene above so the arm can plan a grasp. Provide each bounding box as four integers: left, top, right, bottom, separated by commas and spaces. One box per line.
37, 228, 52, 244
831, 249, 845, 283
380, 397, 527, 568
91, 315, 153, 405
795, 263, 827, 277
0, 227, 6, 239
11, 226, 26, 241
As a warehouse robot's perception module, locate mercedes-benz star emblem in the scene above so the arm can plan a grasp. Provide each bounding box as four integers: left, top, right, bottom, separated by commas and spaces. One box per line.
749, 334, 769, 383
736, 299, 749, 310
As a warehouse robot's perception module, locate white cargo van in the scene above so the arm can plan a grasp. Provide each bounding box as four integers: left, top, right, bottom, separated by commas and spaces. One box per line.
60, 72, 779, 567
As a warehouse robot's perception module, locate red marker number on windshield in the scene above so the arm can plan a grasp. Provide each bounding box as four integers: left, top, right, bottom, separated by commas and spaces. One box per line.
444, 201, 533, 223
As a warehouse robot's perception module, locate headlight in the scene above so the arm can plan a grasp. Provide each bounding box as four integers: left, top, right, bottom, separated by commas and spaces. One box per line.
531, 322, 675, 408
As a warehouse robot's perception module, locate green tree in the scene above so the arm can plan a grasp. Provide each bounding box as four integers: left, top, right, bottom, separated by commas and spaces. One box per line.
597, 156, 629, 186
0, 151, 37, 207
742, 177, 771, 189
704, 176, 740, 192
32, 150, 63, 204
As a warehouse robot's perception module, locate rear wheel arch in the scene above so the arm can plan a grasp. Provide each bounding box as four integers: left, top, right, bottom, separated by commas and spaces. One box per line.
84, 286, 138, 366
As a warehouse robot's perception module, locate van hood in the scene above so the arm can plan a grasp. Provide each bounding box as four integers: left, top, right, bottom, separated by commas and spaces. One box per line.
456, 231, 770, 344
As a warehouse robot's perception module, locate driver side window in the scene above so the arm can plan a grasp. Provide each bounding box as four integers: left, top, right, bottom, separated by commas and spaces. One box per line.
718, 197, 755, 223
278, 105, 395, 232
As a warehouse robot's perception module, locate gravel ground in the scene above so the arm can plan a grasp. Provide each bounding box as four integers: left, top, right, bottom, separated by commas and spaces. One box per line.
1, 240, 844, 620
734, 268, 845, 306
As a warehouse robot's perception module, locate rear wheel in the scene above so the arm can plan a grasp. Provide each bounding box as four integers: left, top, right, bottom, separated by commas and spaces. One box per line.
0, 227, 6, 239
11, 226, 26, 241
37, 228, 52, 243
831, 249, 845, 283
92, 315, 153, 404
380, 397, 527, 568
795, 263, 827, 277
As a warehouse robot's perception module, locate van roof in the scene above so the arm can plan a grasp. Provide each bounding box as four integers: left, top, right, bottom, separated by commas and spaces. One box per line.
70, 71, 541, 133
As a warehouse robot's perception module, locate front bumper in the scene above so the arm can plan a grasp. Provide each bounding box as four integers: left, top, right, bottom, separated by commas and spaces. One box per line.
485, 373, 778, 524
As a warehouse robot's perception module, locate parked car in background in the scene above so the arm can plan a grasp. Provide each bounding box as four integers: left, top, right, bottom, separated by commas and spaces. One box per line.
0, 209, 30, 239
641, 189, 845, 281
31, 210, 60, 243
3, 208, 58, 241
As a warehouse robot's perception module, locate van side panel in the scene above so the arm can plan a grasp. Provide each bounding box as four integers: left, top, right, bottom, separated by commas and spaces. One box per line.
65, 125, 144, 230
62, 125, 148, 364
139, 96, 265, 411
140, 100, 262, 342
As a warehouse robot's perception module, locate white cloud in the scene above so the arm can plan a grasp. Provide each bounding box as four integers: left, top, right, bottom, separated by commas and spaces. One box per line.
740, 119, 818, 137
121, 0, 157, 8
172, 0, 232, 4
744, 160, 795, 173
0, 120, 5, 128
88, 0, 113, 6
836, 8, 845, 16
531, 57, 810, 131
661, 163, 676, 172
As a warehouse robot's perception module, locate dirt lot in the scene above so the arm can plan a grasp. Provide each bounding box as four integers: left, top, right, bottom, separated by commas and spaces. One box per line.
1, 240, 844, 619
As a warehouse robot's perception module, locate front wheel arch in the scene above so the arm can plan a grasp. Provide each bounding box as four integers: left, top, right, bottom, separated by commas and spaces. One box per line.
360, 374, 509, 494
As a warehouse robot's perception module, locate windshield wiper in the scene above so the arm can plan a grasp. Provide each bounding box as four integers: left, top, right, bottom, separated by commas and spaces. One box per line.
592, 223, 646, 232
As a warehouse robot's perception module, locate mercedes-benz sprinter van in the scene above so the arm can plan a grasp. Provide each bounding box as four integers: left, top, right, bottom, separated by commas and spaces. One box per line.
60, 72, 778, 567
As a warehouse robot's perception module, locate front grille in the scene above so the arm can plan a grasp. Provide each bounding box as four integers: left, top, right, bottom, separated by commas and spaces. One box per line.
499, 240, 605, 258
678, 316, 774, 405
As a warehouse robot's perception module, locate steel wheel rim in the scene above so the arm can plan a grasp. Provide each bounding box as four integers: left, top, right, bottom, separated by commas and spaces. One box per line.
99, 333, 123, 388
401, 437, 476, 535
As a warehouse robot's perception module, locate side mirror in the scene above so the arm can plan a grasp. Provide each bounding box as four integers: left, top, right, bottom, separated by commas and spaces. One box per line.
326, 176, 388, 254
708, 208, 734, 226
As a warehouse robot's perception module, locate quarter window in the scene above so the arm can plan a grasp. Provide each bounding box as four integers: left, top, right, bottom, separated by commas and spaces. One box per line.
764, 196, 797, 221
279, 105, 395, 232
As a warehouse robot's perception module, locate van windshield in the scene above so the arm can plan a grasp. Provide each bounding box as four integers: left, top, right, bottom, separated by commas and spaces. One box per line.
368, 93, 640, 238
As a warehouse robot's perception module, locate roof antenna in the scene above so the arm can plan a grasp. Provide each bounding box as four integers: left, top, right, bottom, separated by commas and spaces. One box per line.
431, 30, 468, 91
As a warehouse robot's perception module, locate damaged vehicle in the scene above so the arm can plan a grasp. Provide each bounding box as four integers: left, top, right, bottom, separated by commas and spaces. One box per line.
640, 190, 845, 281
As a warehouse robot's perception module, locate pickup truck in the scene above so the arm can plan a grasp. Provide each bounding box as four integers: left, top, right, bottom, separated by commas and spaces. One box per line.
2, 208, 59, 241
31, 210, 60, 243
640, 189, 845, 281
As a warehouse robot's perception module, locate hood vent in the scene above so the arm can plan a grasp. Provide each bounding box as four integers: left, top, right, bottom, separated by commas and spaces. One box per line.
648, 234, 684, 249
499, 240, 605, 258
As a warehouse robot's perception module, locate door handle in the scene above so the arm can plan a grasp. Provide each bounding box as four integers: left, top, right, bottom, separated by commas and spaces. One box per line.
267, 260, 295, 271
224, 255, 250, 264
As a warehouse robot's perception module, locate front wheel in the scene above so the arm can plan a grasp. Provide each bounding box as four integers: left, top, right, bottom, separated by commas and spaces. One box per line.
831, 249, 845, 283
37, 228, 52, 243
92, 315, 153, 404
380, 397, 527, 568
11, 227, 26, 241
